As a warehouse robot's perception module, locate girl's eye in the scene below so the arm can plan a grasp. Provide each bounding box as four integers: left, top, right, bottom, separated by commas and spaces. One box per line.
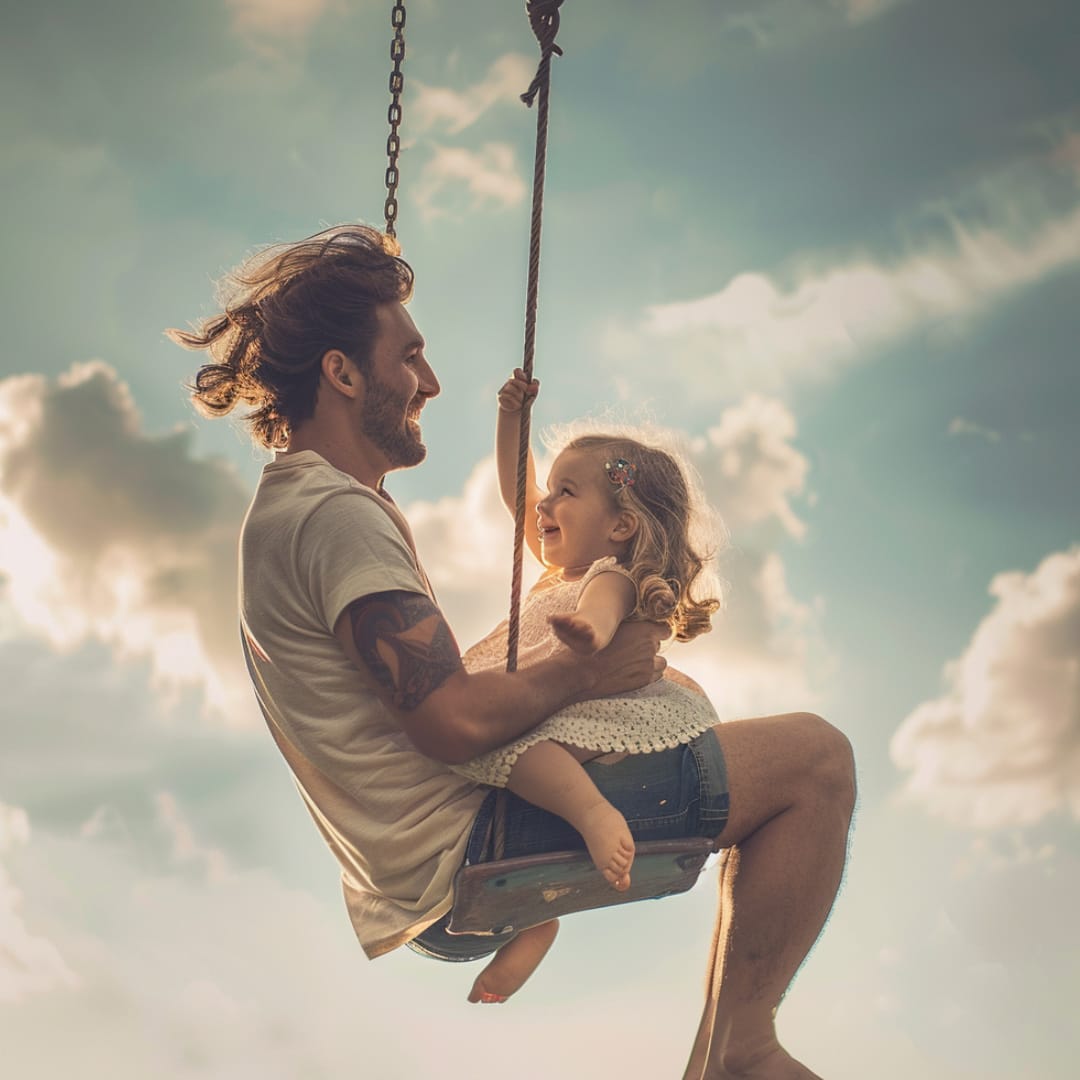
561, 487, 573, 496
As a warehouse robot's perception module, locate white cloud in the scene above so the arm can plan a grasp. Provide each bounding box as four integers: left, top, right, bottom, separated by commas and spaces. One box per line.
0, 801, 78, 1003
0, 363, 250, 716
952, 832, 1056, 879
681, 396, 823, 716
831, 0, 906, 24
0, 637, 253, 821
405, 455, 540, 653
713, 0, 910, 52
226, 0, 341, 43
603, 196, 1080, 397
674, 551, 822, 720
1051, 130, 1080, 183
0, 797, 423, 1078
948, 417, 1001, 444
0, 792, 713, 1080
412, 53, 536, 135
412, 142, 527, 221
155, 791, 230, 883
891, 546, 1080, 828
0, 804, 31, 853
691, 394, 809, 542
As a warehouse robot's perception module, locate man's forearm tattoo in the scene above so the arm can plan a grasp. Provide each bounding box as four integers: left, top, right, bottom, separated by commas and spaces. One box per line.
348, 592, 462, 711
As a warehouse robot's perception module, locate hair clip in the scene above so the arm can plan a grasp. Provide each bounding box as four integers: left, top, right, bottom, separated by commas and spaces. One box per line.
604, 458, 637, 490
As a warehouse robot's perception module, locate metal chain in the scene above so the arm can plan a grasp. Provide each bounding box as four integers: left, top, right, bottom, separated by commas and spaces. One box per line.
384, 1, 406, 238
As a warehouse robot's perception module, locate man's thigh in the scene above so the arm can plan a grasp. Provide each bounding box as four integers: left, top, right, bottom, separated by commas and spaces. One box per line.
710, 712, 854, 847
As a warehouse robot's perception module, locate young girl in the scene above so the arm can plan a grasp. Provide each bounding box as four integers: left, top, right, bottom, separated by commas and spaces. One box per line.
454, 369, 723, 1004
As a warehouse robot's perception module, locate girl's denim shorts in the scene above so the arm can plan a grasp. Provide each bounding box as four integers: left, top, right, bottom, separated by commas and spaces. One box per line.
406, 729, 730, 963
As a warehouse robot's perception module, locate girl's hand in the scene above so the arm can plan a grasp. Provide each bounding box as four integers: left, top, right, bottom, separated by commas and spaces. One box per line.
573, 622, 668, 702
549, 611, 604, 655
497, 369, 539, 413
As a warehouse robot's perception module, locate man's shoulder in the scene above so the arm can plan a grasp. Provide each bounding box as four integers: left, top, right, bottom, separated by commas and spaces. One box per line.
241, 459, 428, 616
248, 455, 397, 535
255, 452, 360, 504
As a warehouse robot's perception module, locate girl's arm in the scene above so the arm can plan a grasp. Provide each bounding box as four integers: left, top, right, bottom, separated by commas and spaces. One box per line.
496, 368, 544, 564
549, 570, 637, 655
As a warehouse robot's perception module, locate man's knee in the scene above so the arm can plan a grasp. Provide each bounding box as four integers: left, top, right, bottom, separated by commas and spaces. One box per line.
796, 712, 856, 812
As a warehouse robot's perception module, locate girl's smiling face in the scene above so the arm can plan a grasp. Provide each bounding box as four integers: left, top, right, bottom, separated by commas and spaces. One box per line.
536, 449, 634, 575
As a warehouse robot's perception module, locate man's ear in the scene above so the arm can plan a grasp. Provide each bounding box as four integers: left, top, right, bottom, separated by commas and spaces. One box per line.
611, 511, 639, 543
321, 349, 360, 396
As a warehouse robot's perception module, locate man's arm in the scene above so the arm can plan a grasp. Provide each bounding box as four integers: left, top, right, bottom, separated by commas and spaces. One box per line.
333, 590, 664, 764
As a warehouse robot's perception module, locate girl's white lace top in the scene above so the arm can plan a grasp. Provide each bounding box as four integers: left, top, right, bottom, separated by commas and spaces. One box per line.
452, 557, 717, 787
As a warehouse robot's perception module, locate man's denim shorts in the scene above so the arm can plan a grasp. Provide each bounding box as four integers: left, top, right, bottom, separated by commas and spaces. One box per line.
406, 729, 730, 963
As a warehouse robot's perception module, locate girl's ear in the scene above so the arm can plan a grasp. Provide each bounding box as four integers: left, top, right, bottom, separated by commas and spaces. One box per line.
611, 511, 639, 543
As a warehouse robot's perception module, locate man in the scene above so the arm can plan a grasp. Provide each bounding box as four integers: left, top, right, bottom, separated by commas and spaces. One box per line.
171, 225, 855, 1079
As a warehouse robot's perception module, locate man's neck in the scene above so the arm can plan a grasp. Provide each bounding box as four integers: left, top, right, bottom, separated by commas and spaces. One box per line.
281, 429, 387, 492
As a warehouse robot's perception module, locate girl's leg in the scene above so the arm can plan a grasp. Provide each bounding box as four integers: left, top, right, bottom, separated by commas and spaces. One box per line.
467, 744, 633, 1004
506, 741, 635, 889
467, 919, 560, 1004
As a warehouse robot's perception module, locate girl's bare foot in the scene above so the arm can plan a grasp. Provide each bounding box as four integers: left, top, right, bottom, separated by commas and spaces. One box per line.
578, 799, 635, 890
467, 920, 559, 1004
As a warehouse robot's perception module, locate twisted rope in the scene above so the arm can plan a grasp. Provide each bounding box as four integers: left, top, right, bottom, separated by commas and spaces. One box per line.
505, 0, 565, 682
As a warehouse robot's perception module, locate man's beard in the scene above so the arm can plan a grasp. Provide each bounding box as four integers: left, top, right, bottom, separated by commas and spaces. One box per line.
361, 372, 427, 469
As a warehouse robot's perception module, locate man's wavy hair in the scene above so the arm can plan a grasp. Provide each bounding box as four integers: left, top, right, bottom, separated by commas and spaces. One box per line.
167, 224, 414, 450
562, 433, 723, 643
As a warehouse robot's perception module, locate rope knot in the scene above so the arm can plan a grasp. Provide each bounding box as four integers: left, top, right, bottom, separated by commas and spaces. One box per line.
521, 0, 564, 107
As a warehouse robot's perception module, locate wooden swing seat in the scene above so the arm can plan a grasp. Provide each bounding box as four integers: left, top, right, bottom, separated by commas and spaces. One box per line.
448, 837, 718, 936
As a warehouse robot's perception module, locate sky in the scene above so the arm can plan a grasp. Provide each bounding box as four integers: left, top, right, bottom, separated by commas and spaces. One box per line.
1, 0, 1078, 1077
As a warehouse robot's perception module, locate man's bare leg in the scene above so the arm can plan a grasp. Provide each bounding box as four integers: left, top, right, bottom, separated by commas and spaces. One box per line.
467, 919, 559, 1003
681, 712, 856, 1080
684, 848, 738, 1077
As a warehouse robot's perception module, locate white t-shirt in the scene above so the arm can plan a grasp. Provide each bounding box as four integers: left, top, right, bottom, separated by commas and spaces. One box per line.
239, 450, 485, 958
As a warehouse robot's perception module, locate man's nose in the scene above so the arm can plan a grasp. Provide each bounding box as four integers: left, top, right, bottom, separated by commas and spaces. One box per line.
419, 359, 440, 398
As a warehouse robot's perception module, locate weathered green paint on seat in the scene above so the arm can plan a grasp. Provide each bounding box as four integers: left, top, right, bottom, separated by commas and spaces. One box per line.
447, 838, 717, 936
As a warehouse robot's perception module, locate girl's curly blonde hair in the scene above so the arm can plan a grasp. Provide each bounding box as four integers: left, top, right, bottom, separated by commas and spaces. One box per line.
561, 432, 724, 642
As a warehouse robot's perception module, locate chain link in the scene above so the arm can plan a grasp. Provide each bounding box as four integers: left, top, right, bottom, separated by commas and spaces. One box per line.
384, 1, 407, 238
